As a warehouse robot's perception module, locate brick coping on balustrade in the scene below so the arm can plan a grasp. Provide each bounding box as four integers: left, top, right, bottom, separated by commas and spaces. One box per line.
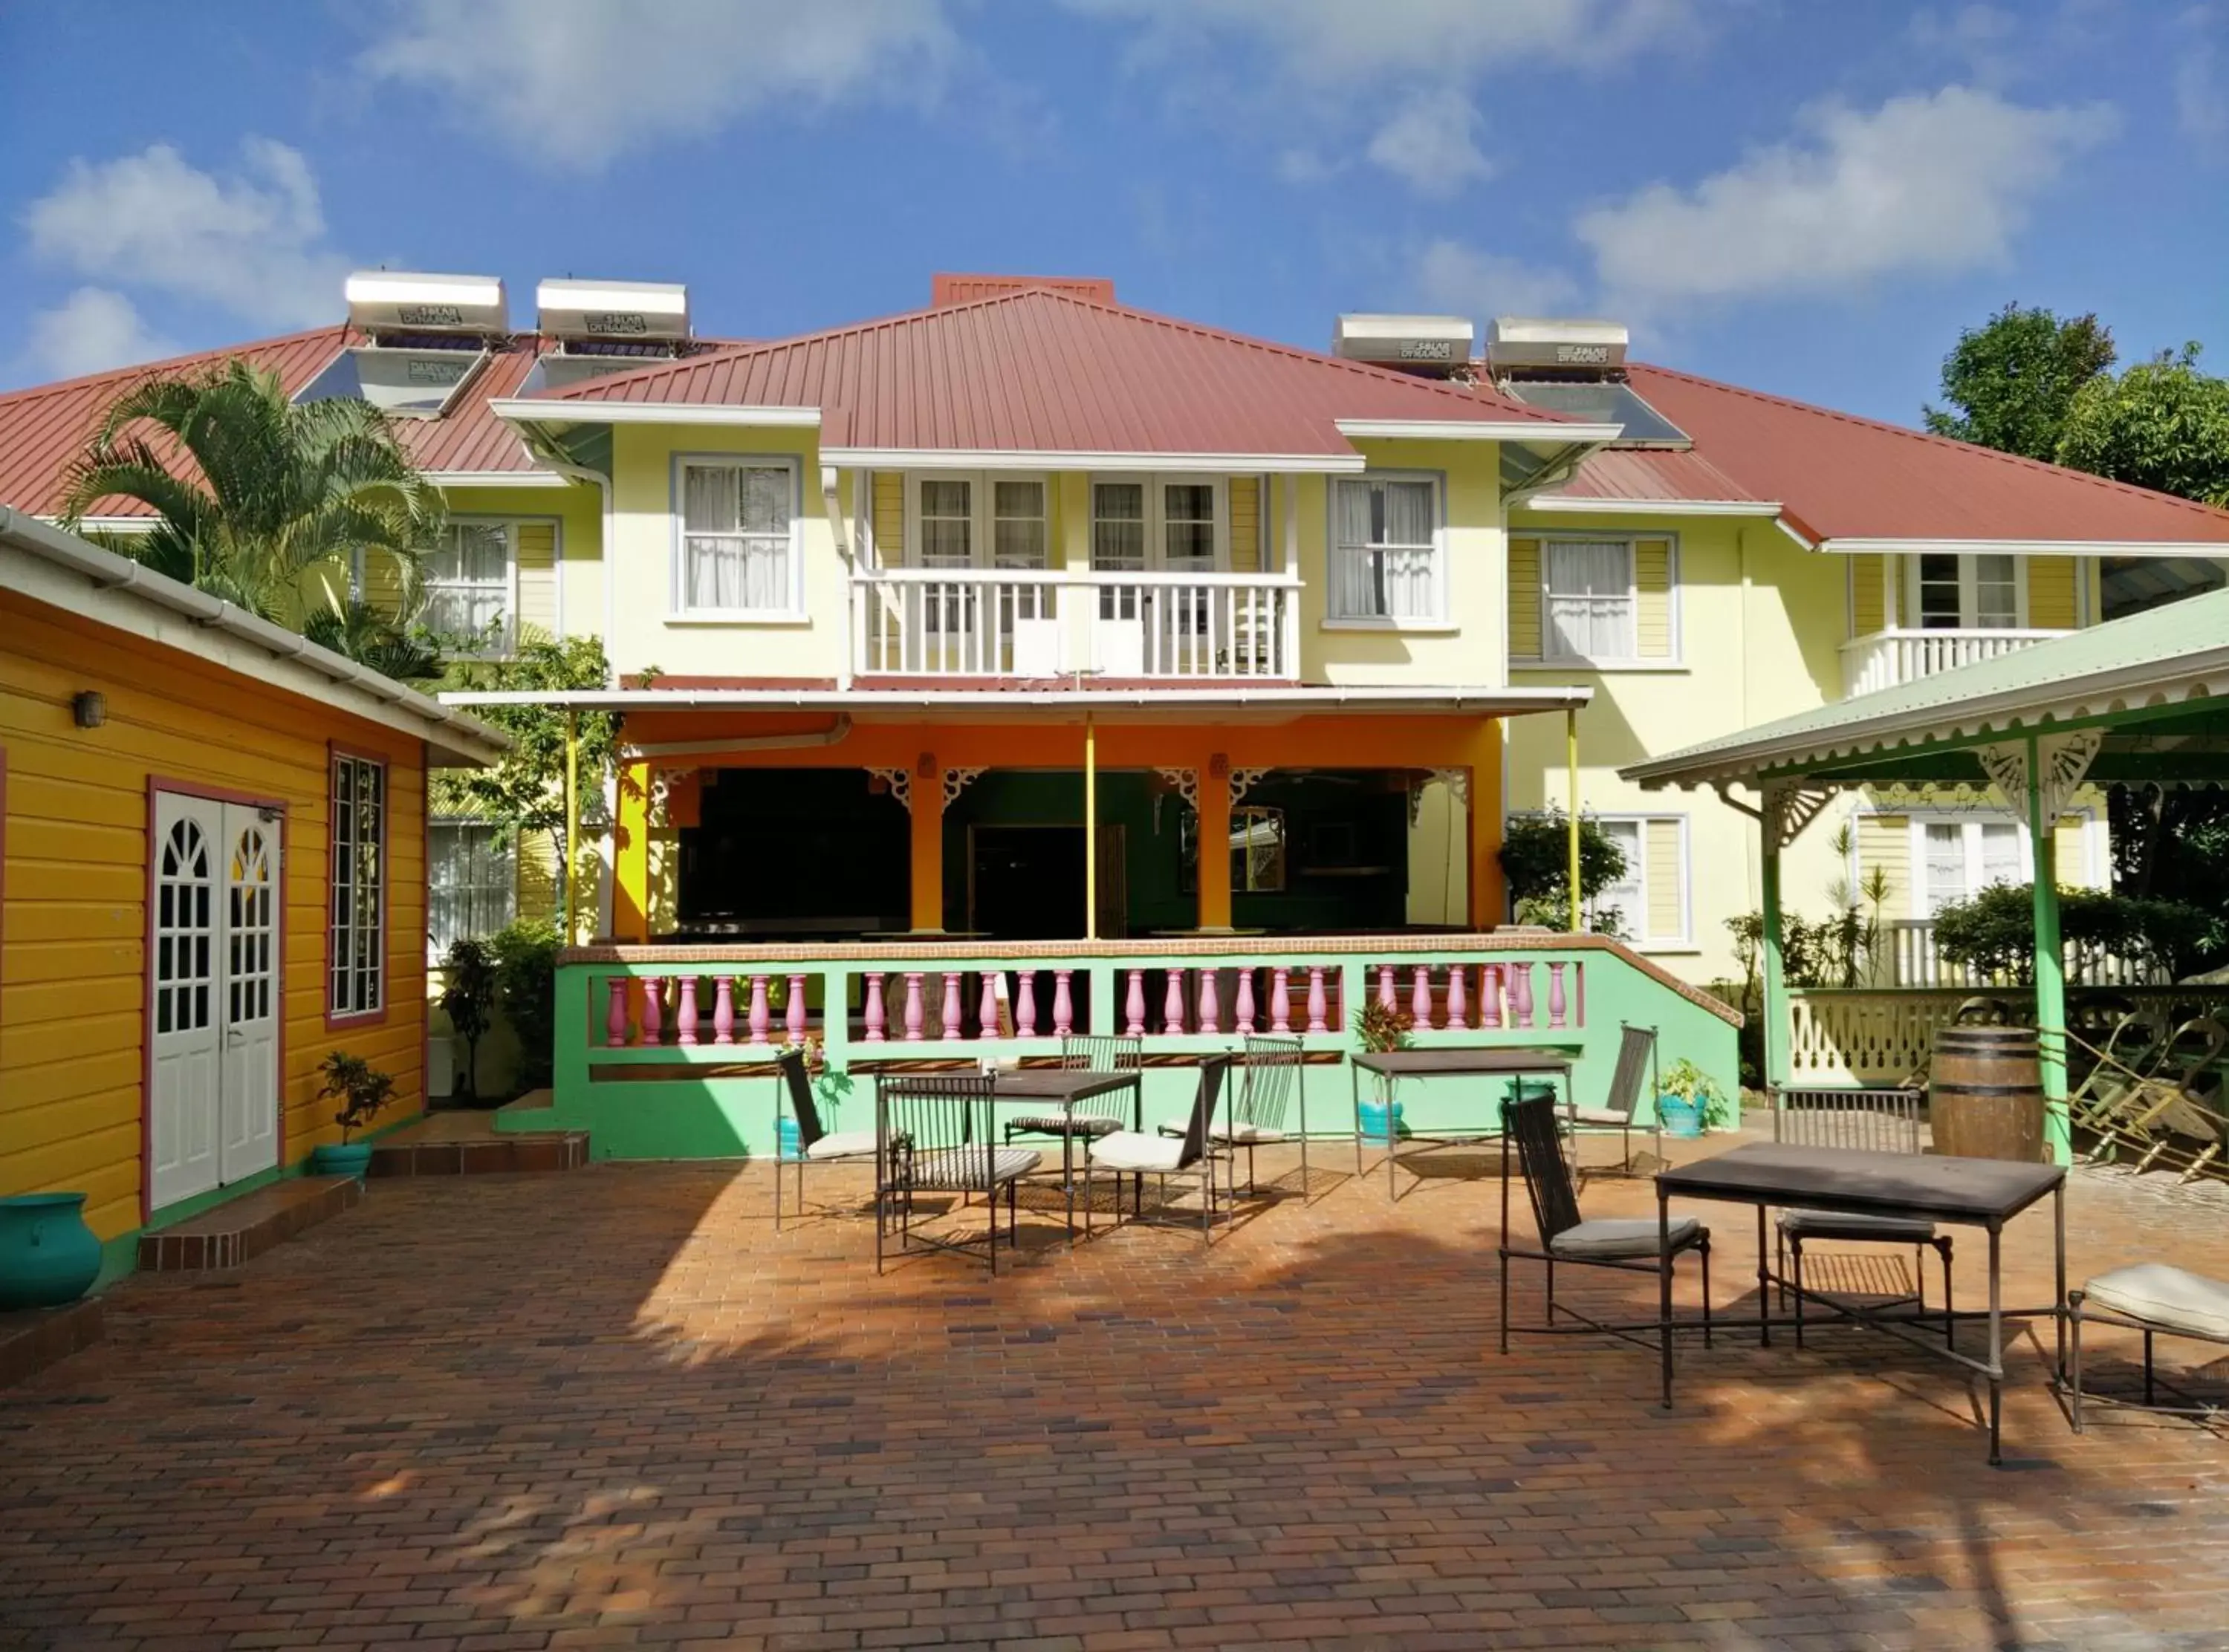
559, 931, 1744, 1027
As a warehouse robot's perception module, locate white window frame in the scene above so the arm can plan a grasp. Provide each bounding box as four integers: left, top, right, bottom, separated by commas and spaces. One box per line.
1086, 474, 1231, 573
1325, 469, 1446, 626
1907, 813, 2032, 918
669, 452, 805, 622
425, 517, 519, 658
428, 819, 517, 957
1906, 553, 2027, 631
901, 471, 1054, 570
329, 752, 386, 1021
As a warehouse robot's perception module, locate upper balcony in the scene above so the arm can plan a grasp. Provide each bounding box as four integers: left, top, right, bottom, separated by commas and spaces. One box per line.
854, 565, 1303, 681
1839, 626, 2071, 699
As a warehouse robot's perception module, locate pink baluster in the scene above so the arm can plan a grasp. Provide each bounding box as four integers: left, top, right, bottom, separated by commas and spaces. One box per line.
1479, 964, 1502, 1030
1411, 965, 1434, 1031
713, 975, 736, 1046
1051, 970, 1074, 1037
1197, 970, 1220, 1035
978, 973, 999, 1040
605, 978, 629, 1047
903, 972, 926, 1042
1126, 969, 1146, 1037
1016, 972, 1038, 1037
1163, 969, 1186, 1035
1270, 967, 1291, 1033
641, 978, 664, 1045
1547, 962, 1568, 1030
1446, 966, 1467, 1030
676, 975, 700, 1046
941, 972, 964, 1040
1377, 964, 1398, 1012
1511, 963, 1535, 1030
747, 975, 771, 1046
1306, 966, 1328, 1034
864, 972, 886, 1043
1234, 969, 1256, 1035
787, 974, 809, 1045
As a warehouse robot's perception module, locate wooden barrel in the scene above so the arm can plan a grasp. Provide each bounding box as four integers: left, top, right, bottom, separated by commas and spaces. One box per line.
1930, 1024, 2046, 1162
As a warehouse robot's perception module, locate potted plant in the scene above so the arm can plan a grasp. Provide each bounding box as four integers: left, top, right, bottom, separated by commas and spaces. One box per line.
1354, 998, 1414, 1141
1657, 1058, 1732, 1139
438, 937, 498, 1105
311, 1051, 399, 1178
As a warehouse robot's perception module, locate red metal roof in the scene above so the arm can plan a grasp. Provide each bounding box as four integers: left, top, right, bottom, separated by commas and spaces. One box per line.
0, 329, 557, 518
1549, 446, 1766, 506
542, 288, 1573, 456
1624, 362, 2229, 546
931, 273, 1116, 306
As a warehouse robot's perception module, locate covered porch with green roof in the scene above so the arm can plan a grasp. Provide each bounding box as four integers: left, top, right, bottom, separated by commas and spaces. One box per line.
1622, 586, 2229, 1163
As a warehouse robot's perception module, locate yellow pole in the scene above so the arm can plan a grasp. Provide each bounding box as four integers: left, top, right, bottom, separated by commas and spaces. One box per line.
562, 708, 580, 944
1566, 708, 1582, 934
1084, 713, 1098, 940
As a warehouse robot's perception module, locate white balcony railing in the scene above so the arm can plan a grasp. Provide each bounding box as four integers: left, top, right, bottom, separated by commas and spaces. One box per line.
1840, 627, 2070, 698
854, 567, 1302, 680
1870, 919, 2165, 989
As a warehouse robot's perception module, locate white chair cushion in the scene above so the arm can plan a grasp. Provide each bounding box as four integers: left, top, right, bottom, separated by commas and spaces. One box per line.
1778, 1208, 1936, 1243
1091, 1131, 1194, 1174
1158, 1117, 1285, 1144
1566, 1107, 1633, 1128
2084, 1263, 2229, 1342
804, 1129, 877, 1162
1550, 1215, 1701, 1261
903, 1145, 1041, 1191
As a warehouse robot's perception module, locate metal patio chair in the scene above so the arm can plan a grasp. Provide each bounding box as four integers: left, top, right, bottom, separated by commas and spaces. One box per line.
1498, 1091, 1712, 1359
1562, 1021, 1660, 1172
1005, 1032, 1143, 1148
773, 1049, 876, 1231
1086, 1054, 1235, 1247
875, 1072, 1042, 1274
1159, 1035, 1308, 1197
2070, 1262, 2229, 1431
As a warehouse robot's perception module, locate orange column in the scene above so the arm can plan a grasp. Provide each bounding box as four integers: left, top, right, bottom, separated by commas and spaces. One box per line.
613, 759, 652, 943
1466, 723, 1506, 931
1197, 755, 1233, 933
908, 755, 945, 932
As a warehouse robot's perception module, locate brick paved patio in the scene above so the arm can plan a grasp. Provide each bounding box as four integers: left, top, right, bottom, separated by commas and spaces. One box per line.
6, 1134, 2229, 1651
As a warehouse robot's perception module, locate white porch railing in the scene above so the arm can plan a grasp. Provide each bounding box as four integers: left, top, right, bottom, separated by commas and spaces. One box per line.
1872, 920, 2165, 989
854, 567, 1302, 679
1839, 627, 2070, 698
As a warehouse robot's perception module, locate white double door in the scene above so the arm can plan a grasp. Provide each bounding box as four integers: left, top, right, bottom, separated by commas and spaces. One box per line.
149, 793, 282, 1211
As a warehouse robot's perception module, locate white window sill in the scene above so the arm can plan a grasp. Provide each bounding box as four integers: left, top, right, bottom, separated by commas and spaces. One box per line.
1320, 617, 1459, 635
1511, 657, 1687, 674
666, 611, 812, 627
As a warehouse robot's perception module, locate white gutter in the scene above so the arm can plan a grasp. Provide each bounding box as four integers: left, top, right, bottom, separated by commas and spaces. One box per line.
1522, 495, 1783, 517
824, 447, 1365, 474
1337, 420, 1624, 443
421, 469, 571, 490
444, 683, 1594, 715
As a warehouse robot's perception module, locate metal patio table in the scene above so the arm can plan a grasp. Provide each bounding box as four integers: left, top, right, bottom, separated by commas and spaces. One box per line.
990, 1067, 1146, 1232
1352, 1045, 1572, 1200
1655, 1142, 2067, 1464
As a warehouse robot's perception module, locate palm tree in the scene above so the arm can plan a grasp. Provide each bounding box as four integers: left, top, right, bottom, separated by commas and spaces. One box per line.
57, 360, 446, 659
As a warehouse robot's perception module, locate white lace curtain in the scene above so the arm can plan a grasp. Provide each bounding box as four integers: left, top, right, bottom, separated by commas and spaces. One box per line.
1544, 539, 1636, 659
1331, 478, 1435, 618
683, 463, 791, 611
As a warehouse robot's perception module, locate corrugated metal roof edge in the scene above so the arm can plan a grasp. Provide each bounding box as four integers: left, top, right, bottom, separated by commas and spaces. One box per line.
540, 286, 1579, 424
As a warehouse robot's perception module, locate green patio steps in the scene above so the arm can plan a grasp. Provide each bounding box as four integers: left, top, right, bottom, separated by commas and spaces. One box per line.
0, 1295, 104, 1388
137, 1176, 364, 1272
370, 1095, 589, 1177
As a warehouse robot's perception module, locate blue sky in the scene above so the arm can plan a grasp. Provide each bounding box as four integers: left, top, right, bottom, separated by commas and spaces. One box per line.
2, 1, 2222, 425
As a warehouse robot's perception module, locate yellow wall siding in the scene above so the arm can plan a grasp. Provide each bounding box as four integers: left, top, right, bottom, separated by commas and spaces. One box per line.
515, 521, 558, 637
1856, 813, 1910, 913
2030, 556, 2079, 630
2055, 813, 2092, 887
1229, 477, 1261, 574
1508, 537, 1542, 658
0, 588, 429, 1243
1850, 553, 1886, 636
1635, 538, 1674, 659
873, 471, 905, 565
1644, 818, 1684, 940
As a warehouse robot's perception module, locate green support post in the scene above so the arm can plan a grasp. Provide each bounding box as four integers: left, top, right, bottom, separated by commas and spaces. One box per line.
2026, 735, 2071, 1164
1759, 808, 1789, 1093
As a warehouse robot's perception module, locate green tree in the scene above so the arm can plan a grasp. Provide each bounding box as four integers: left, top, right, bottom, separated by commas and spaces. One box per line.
57, 360, 445, 651
1924, 303, 2116, 461
2055, 345, 2229, 506
1497, 810, 1629, 935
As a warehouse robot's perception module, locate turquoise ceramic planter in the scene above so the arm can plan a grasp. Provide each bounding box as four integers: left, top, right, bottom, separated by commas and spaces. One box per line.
1658, 1095, 1705, 1139
1357, 1098, 1407, 1140
310, 1142, 374, 1180
0, 1192, 102, 1310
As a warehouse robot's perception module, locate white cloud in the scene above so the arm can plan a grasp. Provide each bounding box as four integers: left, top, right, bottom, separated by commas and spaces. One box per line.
1574, 86, 2116, 308
1365, 91, 1494, 196
23, 140, 348, 328
1415, 241, 1580, 322
21, 288, 178, 380
362, 0, 959, 169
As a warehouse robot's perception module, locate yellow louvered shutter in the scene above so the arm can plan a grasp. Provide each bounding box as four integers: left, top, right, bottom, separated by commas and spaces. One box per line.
1228, 477, 1261, 573
515, 830, 560, 923
1634, 538, 1673, 658
2028, 556, 2078, 630
1857, 813, 1910, 913
872, 472, 904, 563
1644, 818, 1684, 941
2054, 814, 2092, 887
514, 521, 557, 639
1508, 537, 1541, 658
1849, 553, 1885, 635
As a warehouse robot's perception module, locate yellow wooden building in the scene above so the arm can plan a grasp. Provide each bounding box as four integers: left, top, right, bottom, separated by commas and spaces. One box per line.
0, 508, 505, 1275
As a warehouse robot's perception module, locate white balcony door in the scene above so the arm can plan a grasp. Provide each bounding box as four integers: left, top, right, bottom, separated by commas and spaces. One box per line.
1910, 553, 2022, 630
1916, 817, 2026, 917
149, 793, 282, 1212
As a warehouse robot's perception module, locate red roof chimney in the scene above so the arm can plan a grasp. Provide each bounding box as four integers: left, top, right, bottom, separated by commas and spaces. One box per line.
931, 273, 1116, 308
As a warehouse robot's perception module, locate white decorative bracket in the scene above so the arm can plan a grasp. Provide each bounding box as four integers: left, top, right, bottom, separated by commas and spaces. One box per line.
1762, 781, 1841, 851
646, 767, 694, 830
1155, 767, 1199, 810
866, 767, 912, 811
1428, 767, 1471, 808
943, 767, 986, 807
1977, 729, 2103, 824
1228, 767, 1270, 806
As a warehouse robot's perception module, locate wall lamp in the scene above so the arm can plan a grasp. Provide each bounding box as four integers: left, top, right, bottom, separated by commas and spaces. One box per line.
72, 691, 107, 729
